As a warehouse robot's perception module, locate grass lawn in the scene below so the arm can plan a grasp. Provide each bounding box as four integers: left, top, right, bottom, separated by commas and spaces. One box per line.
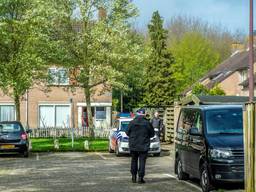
31, 138, 108, 152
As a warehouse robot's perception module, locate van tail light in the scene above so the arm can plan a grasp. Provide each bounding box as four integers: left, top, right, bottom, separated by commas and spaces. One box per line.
21, 133, 27, 140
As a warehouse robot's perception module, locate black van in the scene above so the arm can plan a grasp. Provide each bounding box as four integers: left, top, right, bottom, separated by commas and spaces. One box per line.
174, 105, 244, 192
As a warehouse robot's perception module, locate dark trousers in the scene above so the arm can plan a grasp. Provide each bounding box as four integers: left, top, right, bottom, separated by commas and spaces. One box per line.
130, 151, 148, 177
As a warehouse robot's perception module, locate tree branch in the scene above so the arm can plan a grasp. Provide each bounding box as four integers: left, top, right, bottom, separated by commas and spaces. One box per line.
89, 79, 107, 89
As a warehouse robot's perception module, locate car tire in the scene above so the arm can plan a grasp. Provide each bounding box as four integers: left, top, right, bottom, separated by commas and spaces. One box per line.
153, 153, 160, 157
115, 144, 121, 157
200, 163, 214, 192
108, 143, 114, 153
23, 150, 29, 158
176, 158, 189, 180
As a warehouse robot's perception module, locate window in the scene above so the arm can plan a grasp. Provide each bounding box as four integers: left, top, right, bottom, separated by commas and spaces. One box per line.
240, 70, 248, 83
95, 107, 106, 120
120, 121, 130, 132
48, 68, 69, 85
177, 109, 201, 133
206, 108, 243, 134
39, 105, 70, 128
0, 122, 21, 133
0, 105, 15, 121
39, 106, 55, 127
113, 120, 119, 129
192, 111, 203, 134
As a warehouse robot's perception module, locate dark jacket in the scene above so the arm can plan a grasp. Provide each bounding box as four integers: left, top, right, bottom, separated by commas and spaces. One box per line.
126, 116, 155, 152
151, 117, 163, 130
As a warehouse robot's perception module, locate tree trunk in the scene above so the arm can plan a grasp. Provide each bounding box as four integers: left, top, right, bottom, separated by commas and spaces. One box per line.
14, 94, 21, 121
120, 91, 123, 112
84, 87, 94, 138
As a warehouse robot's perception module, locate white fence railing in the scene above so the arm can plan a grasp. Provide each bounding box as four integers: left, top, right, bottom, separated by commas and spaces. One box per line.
29, 128, 110, 138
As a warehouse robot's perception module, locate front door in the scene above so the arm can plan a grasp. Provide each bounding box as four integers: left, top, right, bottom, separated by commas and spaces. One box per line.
82, 107, 95, 128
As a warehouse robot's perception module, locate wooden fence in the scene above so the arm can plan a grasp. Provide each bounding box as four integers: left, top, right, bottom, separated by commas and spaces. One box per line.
29, 128, 110, 138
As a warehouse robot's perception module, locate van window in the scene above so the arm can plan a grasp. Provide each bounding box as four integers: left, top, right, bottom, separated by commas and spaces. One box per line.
193, 111, 203, 134
205, 108, 243, 134
178, 109, 201, 133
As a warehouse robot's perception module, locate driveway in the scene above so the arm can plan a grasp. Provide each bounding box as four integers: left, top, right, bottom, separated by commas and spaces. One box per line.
0, 145, 243, 192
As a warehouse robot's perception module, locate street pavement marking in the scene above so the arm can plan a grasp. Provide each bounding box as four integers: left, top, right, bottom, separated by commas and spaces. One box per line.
163, 173, 201, 191
163, 173, 176, 178
180, 180, 201, 191
96, 152, 107, 160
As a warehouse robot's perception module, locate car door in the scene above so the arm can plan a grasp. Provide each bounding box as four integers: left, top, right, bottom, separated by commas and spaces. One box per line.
187, 110, 205, 178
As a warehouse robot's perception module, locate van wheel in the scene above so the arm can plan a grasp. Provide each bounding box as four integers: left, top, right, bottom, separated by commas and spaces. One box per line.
177, 158, 189, 180
153, 153, 160, 157
200, 163, 214, 192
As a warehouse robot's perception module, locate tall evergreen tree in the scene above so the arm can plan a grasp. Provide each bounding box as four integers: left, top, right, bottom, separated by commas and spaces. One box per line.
144, 11, 176, 106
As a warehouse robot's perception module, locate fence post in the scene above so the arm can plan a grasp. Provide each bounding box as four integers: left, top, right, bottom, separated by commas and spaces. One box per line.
244, 103, 256, 192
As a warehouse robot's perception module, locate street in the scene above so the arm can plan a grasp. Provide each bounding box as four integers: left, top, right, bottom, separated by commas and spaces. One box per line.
0, 145, 243, 192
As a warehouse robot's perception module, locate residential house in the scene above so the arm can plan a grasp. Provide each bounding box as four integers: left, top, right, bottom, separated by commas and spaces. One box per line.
0, 67, 112, 130
184, 49, 256, 97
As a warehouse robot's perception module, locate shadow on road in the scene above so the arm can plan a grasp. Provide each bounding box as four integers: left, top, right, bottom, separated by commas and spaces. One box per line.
0, 153, 23, 158
188, 177, 244, 191
147, 177, 175, 183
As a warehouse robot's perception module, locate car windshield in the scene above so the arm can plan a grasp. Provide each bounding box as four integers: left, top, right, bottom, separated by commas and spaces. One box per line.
120, 121, 130, 132
0, 123, 22, 133
206, 108, 243, 134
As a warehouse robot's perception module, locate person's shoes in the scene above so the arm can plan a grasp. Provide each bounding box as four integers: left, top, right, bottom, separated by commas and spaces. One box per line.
138, 177, 145, 184
132, 175, 137, 183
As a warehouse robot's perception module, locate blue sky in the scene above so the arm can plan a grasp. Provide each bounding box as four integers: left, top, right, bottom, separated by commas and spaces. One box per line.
133, 0, 250, 33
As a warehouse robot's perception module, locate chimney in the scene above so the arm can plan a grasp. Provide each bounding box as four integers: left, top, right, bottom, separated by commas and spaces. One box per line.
98, 7, 107, 21
231, 42, 245, 55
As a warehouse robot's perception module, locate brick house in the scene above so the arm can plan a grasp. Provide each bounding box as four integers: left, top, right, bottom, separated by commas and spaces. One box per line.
184, 49, 256, 97
0, 67, 112, 129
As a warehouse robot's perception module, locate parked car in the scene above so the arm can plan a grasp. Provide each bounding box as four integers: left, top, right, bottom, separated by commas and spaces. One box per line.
174, 105, 244, 192
109, 117, 161, 156
0, 121, 31, 157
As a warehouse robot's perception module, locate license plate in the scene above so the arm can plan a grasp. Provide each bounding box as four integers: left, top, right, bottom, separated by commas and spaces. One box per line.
1, 145, 15, 149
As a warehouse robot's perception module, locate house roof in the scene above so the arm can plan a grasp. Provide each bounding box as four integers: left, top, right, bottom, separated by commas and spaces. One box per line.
183, 50, 251, 95
180, 95, 254, 106
202, 50, 249, 85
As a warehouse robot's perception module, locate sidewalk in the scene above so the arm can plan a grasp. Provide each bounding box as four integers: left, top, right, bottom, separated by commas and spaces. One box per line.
161, 142, 174, 151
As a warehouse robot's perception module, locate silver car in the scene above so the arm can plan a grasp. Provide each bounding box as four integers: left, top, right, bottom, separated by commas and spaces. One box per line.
109, 118, 161, 156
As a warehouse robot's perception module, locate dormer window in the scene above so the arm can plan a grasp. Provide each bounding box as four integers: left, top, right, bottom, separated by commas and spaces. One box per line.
240, 69, 248, 83
48, 68, 69, 85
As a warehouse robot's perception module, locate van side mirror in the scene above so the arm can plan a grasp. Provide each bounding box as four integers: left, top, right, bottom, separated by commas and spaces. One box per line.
189, 128, 201, 136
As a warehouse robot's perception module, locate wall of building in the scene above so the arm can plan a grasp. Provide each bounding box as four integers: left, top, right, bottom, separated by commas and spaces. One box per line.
0, 85, 112, 128
219, 72, 245, 96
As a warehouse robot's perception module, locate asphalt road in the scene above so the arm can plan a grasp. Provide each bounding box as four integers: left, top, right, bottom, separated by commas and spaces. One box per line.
0, 147, 243, 192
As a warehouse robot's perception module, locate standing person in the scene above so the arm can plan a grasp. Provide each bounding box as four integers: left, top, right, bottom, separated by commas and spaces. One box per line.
126, 109, 155, 184
151, 111, 163, 138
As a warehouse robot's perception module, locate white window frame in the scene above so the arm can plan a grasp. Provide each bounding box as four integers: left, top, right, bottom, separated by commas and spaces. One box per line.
240, 69, 248, 83
48, 67, 69, 86
0, 104, 16, 121
38, 104, 71, 128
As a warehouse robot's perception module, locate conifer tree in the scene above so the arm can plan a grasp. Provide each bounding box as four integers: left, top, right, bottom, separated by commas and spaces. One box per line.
144, 11, 176, 106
